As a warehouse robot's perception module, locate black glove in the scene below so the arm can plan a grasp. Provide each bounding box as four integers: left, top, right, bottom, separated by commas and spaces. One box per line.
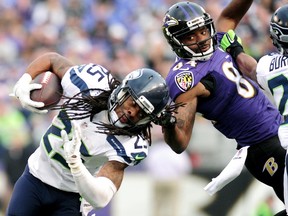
153, 111, 176, 128
220, 29, 244, 60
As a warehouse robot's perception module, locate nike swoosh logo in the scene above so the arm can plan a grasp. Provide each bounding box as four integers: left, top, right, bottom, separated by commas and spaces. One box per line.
135, 154, 145, 160
228, 34, 235, 43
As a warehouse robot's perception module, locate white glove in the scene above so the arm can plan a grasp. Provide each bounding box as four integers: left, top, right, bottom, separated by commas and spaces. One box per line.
278, 124, 288, 150
61, 121, 82, 174
204, 146, 249, 195
10, 73, 48, 114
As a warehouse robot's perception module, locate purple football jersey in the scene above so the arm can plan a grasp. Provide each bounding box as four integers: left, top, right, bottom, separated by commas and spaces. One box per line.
166, 47, 281, 147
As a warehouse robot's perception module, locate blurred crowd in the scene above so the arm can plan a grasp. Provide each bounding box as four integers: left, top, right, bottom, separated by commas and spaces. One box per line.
0, 0, 286, 215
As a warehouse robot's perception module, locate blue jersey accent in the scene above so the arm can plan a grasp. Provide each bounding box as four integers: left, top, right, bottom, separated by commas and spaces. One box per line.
107, 135, 132, 164
69, 67, 90, 93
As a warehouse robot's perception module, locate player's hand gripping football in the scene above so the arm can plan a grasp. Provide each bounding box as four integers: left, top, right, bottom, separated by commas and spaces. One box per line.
10, 73, 47, 114
61, 122, 82, 174
220, 29, 244, 60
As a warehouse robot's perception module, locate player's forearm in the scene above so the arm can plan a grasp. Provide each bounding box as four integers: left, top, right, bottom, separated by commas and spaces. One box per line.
163, 120, 191, 154
217, 0, 253, 31
221, 0, 253, 20
163, 96, 197, 153
26, 52, 73, 79
236, 52, 257, 81
163, 106, 196, 154
72, 163, 117, 210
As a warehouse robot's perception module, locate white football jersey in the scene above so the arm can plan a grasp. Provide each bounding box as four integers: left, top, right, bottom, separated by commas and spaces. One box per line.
256, 53, 288, 116
28, 63, 149, 192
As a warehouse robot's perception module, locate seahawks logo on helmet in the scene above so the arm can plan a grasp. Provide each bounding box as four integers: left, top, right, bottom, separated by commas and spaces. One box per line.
270, 5, 288, 55
270, 25, 281, 40
126, 69, 142, 80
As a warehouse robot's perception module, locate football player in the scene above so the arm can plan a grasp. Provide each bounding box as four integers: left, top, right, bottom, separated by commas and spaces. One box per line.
161, 1, 287, 215
221, 5, 288, 215
7, 52, 177, 216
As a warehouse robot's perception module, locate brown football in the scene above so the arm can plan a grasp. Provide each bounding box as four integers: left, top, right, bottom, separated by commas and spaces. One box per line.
30, 72, 63, 109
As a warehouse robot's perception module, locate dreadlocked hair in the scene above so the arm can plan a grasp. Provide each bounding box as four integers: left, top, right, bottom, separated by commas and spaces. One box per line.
51, 73, 120, 119
94, 101, 186, 145
50, 72, 153, 144
94, 121, 153, 145
163, 102, 186, 114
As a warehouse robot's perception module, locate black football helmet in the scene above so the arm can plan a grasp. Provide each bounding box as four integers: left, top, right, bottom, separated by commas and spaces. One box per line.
108, 68, 170, 128
270, 5, 288, 56
162, 1, 217, 60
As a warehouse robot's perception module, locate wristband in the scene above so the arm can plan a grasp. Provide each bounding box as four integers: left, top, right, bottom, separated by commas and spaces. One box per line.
229, 46, 244, 60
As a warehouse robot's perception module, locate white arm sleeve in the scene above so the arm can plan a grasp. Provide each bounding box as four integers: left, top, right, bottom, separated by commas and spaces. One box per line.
72, 163, 117, 210
204, 146, 249, 195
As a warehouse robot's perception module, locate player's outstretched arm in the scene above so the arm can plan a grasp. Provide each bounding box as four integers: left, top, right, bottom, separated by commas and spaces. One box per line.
221, 30, 257, 81
234, 53, 257, 81
216, 0, 253, 32
62, 122, 123, 209
25, 52, 74, 79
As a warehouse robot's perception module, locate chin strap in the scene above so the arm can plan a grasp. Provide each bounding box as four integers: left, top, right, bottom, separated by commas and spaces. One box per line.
108, 109, 130, 128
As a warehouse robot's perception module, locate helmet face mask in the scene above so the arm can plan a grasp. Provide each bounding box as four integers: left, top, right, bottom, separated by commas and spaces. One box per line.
162, 1, 217, 60
108, 91, 136, 128
270, 5, 288, 56
108, 68, 170, 128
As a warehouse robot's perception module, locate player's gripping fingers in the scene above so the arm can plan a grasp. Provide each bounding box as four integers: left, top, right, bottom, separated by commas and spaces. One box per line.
61, 129, 75, 162
20, 97, 47, 114
29, 83, 42, 91
61, 130, 69, 144
62, 122, 82, 169
71, 122, 82, 151
61, 129, 72, 155
22, 97, 45, 108
15, 82, 45, 107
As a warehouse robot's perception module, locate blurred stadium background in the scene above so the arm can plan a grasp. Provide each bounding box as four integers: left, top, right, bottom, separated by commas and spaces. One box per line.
0, 0, 286, 215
